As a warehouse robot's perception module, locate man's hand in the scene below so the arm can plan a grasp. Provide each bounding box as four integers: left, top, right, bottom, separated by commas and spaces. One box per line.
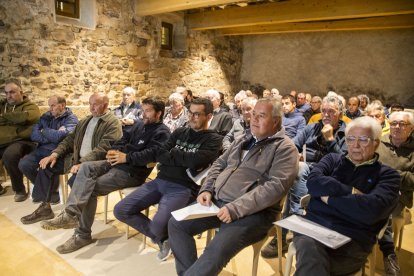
120, 118, 134, 126
39, 155, 57, 169
197, 191, 212, 206
106, 150, 127, 166
217, 206, 232, 224
352, 187, 364, 195
70, 164, 81, 174
321, 124, 335, 141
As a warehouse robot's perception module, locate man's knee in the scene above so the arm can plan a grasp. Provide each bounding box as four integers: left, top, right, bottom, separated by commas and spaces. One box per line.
113, 201, 127, 222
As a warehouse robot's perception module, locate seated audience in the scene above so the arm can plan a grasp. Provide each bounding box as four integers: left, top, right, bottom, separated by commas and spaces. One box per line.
203, 89, 233, 136
296, 92, 310, 113
0, 79, 40, 201
345, 96, 362, 119
113, 86, 142, 135
271, 88, 280, 98
358, 94, 370, 114
163, 92, 188, 133
218, 91, 230, 112
303, 96, 322, 123
377, 111, 414, 275
222, 97, 257, 151
366, 102, 390, 135
262, 94, 348, 258
294, 116, 400, 275
281, 95, 306, 139
168, 98, 298, 276
39, 97, 170, 254
262, 89, 271, 98
19, 95, 78, 205
20, 93, 122, 223
113, 98, 223, 261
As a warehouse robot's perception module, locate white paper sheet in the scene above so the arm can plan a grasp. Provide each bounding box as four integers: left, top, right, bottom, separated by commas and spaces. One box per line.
171, 203, 220, 221
274, 215, 351, 249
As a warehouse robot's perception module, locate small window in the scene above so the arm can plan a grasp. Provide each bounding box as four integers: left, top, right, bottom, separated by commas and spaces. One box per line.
161, 22, 173, 50
55, 0, 80, 19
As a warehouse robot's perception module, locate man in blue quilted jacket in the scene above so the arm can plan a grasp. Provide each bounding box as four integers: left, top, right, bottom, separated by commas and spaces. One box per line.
18, 95, 78, 203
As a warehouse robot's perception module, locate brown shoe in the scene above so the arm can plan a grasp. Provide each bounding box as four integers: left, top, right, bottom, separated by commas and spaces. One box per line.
21, 202, 55, 224
40, 210, 79, 230
56, 234, 94, 254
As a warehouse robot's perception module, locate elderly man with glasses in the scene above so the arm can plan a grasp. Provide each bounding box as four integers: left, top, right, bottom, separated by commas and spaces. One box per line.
376, 111, 414, 276
294, 116, 400, 275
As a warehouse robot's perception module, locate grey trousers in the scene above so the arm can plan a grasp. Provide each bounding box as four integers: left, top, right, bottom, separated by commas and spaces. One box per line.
65, 160, 144, 239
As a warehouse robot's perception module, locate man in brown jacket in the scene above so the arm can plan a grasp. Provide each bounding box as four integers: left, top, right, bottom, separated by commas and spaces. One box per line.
20, 93, 122, 224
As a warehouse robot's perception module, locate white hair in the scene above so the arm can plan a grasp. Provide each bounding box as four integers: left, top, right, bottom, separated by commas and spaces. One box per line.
204, 89, 220, 101
345, 116, 382, 140
389, 111, 414, 125
322, 95, 343, 114
241, 97, 257, 108
234, 90, 247, 102
123, 86, 136, 96
169, 92, 184, 104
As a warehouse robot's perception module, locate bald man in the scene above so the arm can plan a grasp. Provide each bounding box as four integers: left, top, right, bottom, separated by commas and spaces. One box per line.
20, 93, 122, 225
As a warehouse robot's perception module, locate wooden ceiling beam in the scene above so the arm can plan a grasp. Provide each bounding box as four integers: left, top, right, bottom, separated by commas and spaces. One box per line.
135, 0, 243, 16
217, 14, 414, 36
186, 0, 414, 30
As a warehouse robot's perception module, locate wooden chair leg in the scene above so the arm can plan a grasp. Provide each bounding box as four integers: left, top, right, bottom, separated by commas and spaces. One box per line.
104, 195, 108, 224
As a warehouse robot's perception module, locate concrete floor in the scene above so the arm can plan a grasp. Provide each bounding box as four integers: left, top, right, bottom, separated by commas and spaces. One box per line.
0, 181, 413, 276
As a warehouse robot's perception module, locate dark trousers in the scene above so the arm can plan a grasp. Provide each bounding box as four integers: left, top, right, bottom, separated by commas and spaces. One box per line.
0, 141, 36, 194
378, 202, 404, 257
168, 204, 276, 276
18, 148, 51, 184
32, 158, 75, 202
114, 178, 194, 243
293, 234, 370, 276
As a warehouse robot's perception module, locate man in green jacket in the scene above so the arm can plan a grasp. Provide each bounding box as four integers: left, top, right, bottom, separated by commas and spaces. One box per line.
0, 79, 40, 201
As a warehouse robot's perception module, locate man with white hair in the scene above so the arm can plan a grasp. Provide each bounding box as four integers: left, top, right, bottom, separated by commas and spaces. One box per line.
377, 111, 414, 276
203, 89, 233, 136
229, 90, 247, 122
294, 116, 400, 275
113, 86, 142, 135
262, 94, 348, 258
223, 97, 257, 151
163, 92, 189, 133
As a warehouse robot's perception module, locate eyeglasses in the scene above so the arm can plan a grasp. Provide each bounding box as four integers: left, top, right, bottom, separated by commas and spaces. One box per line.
188, 111, 205, 118
390, 121, 411, 128
346, 135, 376, 146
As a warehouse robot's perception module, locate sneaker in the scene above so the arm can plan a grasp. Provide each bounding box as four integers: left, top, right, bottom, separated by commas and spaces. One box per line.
157, 239, 172, 261
384, 254, 400, 276
260, 236, 289, 258
21, 202, 55, 224
40, 210, 79, 230
56, 234, 94, 254
14, 192, 28, 202
0, 185, 6, 196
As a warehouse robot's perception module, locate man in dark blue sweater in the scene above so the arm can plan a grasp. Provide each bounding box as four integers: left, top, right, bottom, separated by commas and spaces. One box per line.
114, 98, 223, 261
38, 96, 170, 254
294, 116, 400, 276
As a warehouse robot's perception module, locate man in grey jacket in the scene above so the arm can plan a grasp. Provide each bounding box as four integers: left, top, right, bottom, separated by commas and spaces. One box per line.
168, 98, 299, 276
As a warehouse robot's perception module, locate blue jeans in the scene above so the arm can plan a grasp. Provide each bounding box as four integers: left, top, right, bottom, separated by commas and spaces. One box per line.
168, 202, 276, 276
280, 162, 310, 239
114, 178, 194, 243
294, 233, 370, 276
18, 148, 51, 184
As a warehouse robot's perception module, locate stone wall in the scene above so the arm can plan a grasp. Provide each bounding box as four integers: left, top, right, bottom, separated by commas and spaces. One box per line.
0, 0, 242, 106
241, 30, 414, 106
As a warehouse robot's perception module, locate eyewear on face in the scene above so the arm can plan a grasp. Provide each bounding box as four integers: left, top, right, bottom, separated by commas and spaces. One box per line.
321, 109, 337, 115
390, 121, 410, 128
346, 136, 376, 146
188, 111, 205, 118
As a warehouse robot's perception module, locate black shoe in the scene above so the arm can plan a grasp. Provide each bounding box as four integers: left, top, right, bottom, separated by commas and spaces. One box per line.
261, 236, 289, 258
384, 254, 400, 276
21, 202, 55, 224
14, 192, 28, 202
157, 239, 172, 261
0, 185, 6, 196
